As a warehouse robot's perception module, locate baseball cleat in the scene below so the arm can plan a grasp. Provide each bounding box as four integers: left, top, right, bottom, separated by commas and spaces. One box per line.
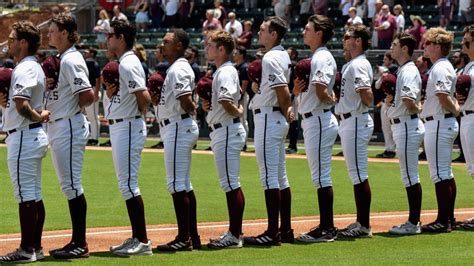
296, 226, 337, 243
461, 218, 474, 230
243, 231, 281, 246
51, 243, 89, 259
0, 247, 36, 264
35, 247, 45, 260
338, 222, 372, 238
110, 238, 134, 253
375, 150, 396, 158
191, 235, 202, 250
389, 221, 421, 235
207, 231, 243, 249
422, 221, 452, 233
113, 238, 153, 256
156, 237, 192, 252
280, 229, 295, 243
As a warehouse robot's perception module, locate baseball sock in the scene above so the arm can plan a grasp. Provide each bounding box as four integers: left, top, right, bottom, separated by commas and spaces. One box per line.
35, 200, 45, 250
354, 180, 371, 228
264, 189, 280, 236
187, 190, 199, 239
125, 196, 148, 243
68, 194, 87, 247
406, 183, 422, 224
435, 180, 450, 224
318, 186, 334, 229
226, 187, 245, 237
19, 200, 37, 252
172, 191, 190, 241
279, 187, 292, 233
448, 179, 457, 225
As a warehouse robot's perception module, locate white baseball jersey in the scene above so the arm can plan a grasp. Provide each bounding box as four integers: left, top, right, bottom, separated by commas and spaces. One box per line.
297, 46, 336, 114
460, 61, 474, 112
106, 50, 147, 119
158, 58, 195, 120
2, 56, 45, 131
45, 46, 92, 121
335, 54, 373, 115
251, 45, 291, 109
420, 58, 456, 118
387, 61, 421, 119
207, 61, 241, 124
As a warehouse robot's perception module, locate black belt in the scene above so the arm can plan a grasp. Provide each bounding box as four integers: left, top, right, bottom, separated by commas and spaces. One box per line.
339, 111, 368, 120
424, 113, 454, 122
254, 107, 281, 114
7, 122, 42, 135
208, 117, 240, 133
303, 109, 331, 119
53, 111, 81, 122
159, 113, 190, 127
109, 115, 142, 125
461, 110, 474, 117
391, 114, 418, 125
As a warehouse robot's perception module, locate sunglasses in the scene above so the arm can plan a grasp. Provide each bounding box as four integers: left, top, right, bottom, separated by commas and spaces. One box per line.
422, 40, 434, 48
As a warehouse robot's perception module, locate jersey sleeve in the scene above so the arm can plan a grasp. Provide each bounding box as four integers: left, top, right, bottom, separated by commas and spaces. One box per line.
62, 58, 92, 95
311, 56, 335, 87
217, 68, 238, 102
264, 56, 288, 89
171, 65, 194, 99
120, 62, 147, 93
12, 67, 37, 100
352, 62, 372, 92
400, 70, 420, 100
432, 66, 455, 95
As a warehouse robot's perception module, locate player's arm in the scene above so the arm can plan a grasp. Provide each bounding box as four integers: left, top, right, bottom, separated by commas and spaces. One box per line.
315, 83, 336, 105
220, 99, 244, 117
358, 87, 373, 106
134, 89, 151, 114
274, 84, 293, 121
0, 93, 6, 108
15, 98, 50, 122
94, 77, 101, 102
437, 93, 460, 117
241, 79, 249, 93
178, 94, 196, 115
402, 98, 420, 113
78, 89, 95, 108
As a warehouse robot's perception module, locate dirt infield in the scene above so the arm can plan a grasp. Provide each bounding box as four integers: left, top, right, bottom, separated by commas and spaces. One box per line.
1, 208, 473, 254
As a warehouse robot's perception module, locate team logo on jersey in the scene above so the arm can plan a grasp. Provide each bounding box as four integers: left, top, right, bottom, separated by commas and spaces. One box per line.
315, 70, 323, 78
15, 84, 24, 90
219, 86, 228, 94
175, 83, 184, 90
128, 80, 137, 89
354, 77, 362, 85
436, 80, 445, 89
402, 86, 411, 93
73, 78, 83, 86
268, 74, 276, 82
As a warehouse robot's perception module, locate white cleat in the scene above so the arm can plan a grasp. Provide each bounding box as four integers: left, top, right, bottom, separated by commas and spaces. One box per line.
389, 221, 422, 235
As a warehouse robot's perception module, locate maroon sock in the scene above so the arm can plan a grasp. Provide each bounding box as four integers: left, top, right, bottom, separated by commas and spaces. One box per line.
279, 187, 292, 232
435, 180, 450, 224
187, 190, 199, 239
68, 194, 87, 246
125, 196, 148, 243
226, 187, 245, 237
318, 186, 334, 229
264, 189, 280, 236
35, 200, 45, 249
353, 180, 371, 228
406, 183, 422, 224
19, 201, 37, 252
448, 179, 457, 224
172, 191, 190, 240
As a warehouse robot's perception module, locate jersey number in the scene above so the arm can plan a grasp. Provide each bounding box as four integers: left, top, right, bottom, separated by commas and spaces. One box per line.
47, 91, 59, 101
340, 78, 345, 97
112, 95, 121, 104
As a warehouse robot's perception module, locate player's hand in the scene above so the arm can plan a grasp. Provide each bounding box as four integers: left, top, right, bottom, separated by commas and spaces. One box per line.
39, 110, 51, 123
150, 92, 159, 106
453, 98, 461, 117
202, 99, 211, 112
94, 90, 100, 102
293, 78, 306, 96
237, 103, 244, 117
385, 95, 394, 106
46, 78, 56, 90
287, 106, 295, 123
251, 82, 259, 94
105, 82, 118, 99
455, 93, 466, 105
0, 92, 6, 108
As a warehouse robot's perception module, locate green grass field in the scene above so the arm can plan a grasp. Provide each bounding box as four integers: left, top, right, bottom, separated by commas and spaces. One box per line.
1, 146, 473, 264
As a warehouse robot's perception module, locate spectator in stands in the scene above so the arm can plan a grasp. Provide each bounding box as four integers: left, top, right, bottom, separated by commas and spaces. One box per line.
406, 15, 426, 49
150, 0, 164, 28
154, 45, 170, 74
213, 0, 227, 26
339, 0, 352, 22
300, 1, 312, 23
134, 44, 150, 78
178, 0, 194, 29
345, 6, 363, 30
365, 0, 378, 24
185, 46, 201, 82
312, 0, 328, 15
164, 0, 179, 28
237, 20, 253, 49
94, 9, 110, 49
374, 4, 397, 49
451, 51, 470, 75
458, 0, 471, 18
233, 45, 250, 151
286, 46, 299, 154
438, 0, 455, 28
224, 12, 243, 40
134, 0, 150, 30
393, 4, 404, 34
244, 0, 258, 9
202, 9, 223, 47
112, 5, 129, 23
415, 55, 432, 75
273, 0, 291, 24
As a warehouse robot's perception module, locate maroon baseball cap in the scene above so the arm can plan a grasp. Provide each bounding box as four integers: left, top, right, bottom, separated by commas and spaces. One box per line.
0, 67, 13, 96
294, 58, 311, 85
147, 71, 164, 95
102, 61, 120, 87
41, 55, 60, 82
380, 73, 397, 95
248, 59, 262, 85
456, 74, 471, 96
196, 76, 213, 101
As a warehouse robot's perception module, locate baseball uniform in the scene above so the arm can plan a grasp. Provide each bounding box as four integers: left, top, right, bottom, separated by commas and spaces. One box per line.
106, 50, 147, 200
298, 46, 338, 189
459, 61, 474, 178
420, 58, 458, 183
387, 61, 425, 187
207, 61, 246, 192
45, 46, 91, 200
335, 54, 374, 185
2, 56, 48, 203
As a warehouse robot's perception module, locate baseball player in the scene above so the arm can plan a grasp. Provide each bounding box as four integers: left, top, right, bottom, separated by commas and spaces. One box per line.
46, 13, 94, 259
457, 25, 474, 230
294, 15, 339, 243
420, 27, 459, 233
202, 30, 246, 249
243, 16, 294, 246
155, 29, 200, 251
335, 24, 374, 238
105, 19, 153, 256
84, 48, 101, 146
386, 33, 425, 235
0, 21, 49, 264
